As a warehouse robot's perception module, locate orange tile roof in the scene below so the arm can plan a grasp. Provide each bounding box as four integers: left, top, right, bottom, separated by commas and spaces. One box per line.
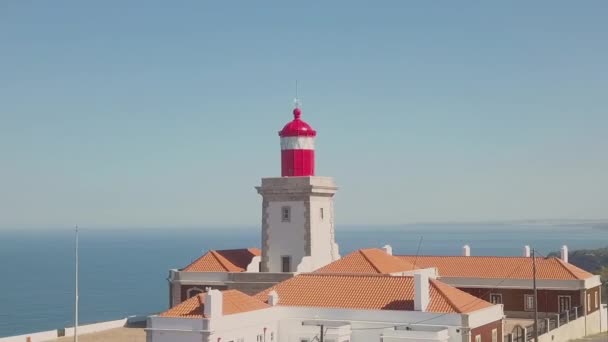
395, 256, 594, 280
315, 248, 418, 274
182, 248, 261, 272
160, 289, 270, 318
255, 274, 493, 314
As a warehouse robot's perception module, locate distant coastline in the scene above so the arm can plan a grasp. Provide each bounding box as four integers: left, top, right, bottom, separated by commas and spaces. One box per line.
592, 223, 608, 231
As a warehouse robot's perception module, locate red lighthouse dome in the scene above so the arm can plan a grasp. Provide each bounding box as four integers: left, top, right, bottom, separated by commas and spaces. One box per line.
279, 108, 317, 137
278, 107, 316, 177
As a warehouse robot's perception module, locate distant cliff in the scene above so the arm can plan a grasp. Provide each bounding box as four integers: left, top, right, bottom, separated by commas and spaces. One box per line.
548, 246, 608, 303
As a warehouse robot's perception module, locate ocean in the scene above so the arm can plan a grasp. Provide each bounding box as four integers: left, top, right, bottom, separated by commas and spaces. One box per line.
1, 223, 607, 338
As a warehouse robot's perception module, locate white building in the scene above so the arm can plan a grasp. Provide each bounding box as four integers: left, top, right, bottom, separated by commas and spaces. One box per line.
149, 104, 506, 342
148, 272, 504, 342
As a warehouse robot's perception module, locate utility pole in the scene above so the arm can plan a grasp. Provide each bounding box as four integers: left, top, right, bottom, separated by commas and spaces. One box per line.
532, 248, 539, 342
74, 225, 79, 342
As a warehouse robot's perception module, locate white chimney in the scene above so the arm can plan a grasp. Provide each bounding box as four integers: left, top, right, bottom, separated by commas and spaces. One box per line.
414, 273, 430, 312
523, 245, 531, 258
268, 290, 279, 306
462, 245, 471, 257
203, 289, 223, 318
382, 244, 393, 255
560, 245, 568, 263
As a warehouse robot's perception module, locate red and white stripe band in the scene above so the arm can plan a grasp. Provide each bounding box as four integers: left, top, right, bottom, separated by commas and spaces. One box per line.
280, 136, 315, 150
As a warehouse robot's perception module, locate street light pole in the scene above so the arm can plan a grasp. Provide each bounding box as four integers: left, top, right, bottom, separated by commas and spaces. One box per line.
532, 248, 539, 342
74, 225, 79, 342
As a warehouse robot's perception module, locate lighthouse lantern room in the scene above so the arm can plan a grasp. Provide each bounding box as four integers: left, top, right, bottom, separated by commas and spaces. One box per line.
279, 107, 316, 177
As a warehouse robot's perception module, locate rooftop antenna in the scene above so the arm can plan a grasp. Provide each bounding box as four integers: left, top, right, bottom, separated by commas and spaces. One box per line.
412, 236, 424, 270
294, 80, 300, 108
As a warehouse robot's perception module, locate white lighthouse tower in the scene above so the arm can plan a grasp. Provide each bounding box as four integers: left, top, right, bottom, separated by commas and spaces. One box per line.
256, 105, 340, 273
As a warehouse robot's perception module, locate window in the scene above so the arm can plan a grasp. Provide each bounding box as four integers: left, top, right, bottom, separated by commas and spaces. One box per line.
271, 332, 274, 341
320, 207, 324, 220
281, 206, 291, 222
588, 293, 591, 311
475, 335, 481, 342
490, 293, 502, 304
524, 294, 535, 311
596, 292, 600, 309
300, 339, 310, 342
492, 328, 498, 342
282, 256, 291, 272
559, 295, 571, 313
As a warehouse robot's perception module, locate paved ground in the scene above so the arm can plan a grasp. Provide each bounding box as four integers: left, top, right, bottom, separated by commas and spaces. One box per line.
52, 327, 145, 342
570, 333, 608, 342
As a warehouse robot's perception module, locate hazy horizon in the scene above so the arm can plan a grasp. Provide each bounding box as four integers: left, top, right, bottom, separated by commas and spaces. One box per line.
1, 2, 607, 229
2, 218, 607, 232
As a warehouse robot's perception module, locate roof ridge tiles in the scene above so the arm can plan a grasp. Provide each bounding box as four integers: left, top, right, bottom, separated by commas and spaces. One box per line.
429, 279, 461, 312
358, 249, 383, 273
209, 250, 239, 272
430, 279, 462, 313
553, 257, 591, 280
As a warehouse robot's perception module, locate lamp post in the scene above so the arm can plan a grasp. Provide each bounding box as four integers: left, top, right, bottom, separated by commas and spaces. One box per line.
532, 248, 539, 342
74, 226, 79, 342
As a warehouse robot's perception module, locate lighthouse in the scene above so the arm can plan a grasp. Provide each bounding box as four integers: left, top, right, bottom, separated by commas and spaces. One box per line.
256, 104, 340, 273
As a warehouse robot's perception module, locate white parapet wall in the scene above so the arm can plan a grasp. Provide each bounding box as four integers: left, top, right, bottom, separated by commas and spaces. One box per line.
538, 306, 607, 342
0, 330, 58, 342
0, 316, 141, 342
63, 317, 128, 337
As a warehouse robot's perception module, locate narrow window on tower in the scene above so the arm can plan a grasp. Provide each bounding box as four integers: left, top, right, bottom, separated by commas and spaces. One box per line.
281, 206, 291, 222
281, 256, 291, 272
320, 207, 324, 220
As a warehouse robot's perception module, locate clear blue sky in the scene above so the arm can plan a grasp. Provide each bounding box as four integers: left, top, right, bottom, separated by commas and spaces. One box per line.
1, 1, 607, 229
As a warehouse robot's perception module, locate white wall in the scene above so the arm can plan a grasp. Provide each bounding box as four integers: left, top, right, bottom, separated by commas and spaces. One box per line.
147, 302, 504, 342
585, 304, 608, 336
309, 196, 339, 270
465, 305, 505, 329
0, 317, 135, 342
207, 309, 279, 342
147, 317, 205, 342
246, 256, 261, 272
382, 327, 450, 342
149, 330, 204, 342
63, 317, 127, 337
266, 201, 307, 273
275, 307, 471, 342
535, 306, 607, 342
0, 330, 57, 342
147, 308, 278, 342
